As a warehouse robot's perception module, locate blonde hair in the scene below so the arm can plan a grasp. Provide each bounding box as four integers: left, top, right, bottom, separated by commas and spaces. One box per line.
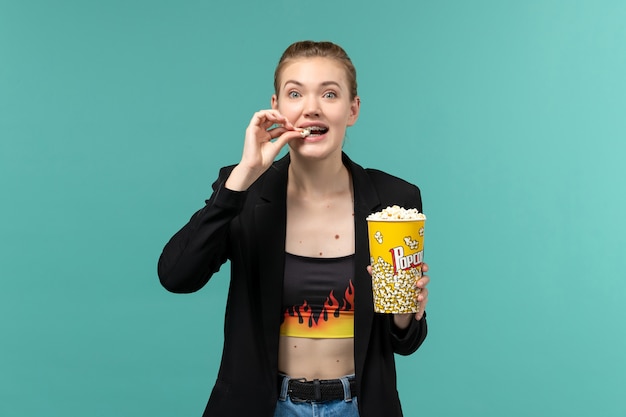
274, 41, 358, 100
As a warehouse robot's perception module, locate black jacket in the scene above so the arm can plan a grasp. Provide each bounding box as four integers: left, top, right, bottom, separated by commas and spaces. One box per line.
158, 153, 427, 417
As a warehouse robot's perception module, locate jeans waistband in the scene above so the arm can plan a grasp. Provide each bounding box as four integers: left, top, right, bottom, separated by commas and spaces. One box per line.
278, 374, 357, 403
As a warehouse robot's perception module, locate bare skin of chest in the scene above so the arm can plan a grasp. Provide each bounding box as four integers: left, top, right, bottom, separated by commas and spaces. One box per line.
279, 187, 356, 379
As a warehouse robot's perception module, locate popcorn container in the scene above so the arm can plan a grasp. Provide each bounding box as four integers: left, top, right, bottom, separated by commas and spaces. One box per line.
367, 209, 426, 314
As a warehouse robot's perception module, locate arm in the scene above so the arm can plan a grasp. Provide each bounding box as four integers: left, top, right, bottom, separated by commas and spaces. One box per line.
158, 110, 301, 293
157, 166, 244, 293
389, 312, 427, 356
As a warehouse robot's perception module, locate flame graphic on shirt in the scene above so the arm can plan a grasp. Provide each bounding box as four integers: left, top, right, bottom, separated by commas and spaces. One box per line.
280, 280, 355, 338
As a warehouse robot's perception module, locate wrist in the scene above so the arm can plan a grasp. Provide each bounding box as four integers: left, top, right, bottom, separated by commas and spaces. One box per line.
224, 164, 264, 191
393, 313, 413, 330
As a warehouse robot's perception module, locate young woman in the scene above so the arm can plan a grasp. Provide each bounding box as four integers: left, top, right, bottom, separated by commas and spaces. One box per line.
158, 40, 430, 417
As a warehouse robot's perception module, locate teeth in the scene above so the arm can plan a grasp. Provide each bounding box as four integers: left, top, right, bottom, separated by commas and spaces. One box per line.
299, 126, 327, 137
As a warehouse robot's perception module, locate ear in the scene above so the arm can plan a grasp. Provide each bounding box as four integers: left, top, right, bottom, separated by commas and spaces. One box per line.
271, 94, 278, 110
347, 96, 361, 126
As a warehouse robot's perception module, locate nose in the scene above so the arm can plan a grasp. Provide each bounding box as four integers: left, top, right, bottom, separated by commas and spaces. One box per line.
303, 96, 321, 118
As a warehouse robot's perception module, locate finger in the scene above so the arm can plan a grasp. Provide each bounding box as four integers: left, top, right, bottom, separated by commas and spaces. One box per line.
266, 126, 289, 139
416, 287, 428, 319
270, 129, 300, 150
366, 265, 373, 275
416, 275, 430, 289
249, 111, 279, 131
421, 262, 429, 273
253, 110, 293, 129
416, 301, 428, 320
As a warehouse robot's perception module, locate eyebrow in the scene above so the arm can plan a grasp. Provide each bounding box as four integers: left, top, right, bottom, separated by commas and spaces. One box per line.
283, 80, 343, 89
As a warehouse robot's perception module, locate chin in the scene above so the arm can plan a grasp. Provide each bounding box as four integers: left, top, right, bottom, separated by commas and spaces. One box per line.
289, 143, 342, 161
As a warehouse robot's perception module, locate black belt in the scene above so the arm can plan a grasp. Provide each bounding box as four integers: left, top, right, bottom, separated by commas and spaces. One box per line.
280, 377, 358, 402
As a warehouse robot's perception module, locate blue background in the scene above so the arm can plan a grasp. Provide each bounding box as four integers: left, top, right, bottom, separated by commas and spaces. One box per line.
1, 1, 625, 416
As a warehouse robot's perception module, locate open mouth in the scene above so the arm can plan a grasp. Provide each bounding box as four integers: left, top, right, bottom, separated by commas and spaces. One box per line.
300, 126, 329, 137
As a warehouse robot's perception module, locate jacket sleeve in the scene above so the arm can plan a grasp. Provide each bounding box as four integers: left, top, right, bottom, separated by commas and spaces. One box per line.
157, 166, 244, 293
389, 313, 427, 355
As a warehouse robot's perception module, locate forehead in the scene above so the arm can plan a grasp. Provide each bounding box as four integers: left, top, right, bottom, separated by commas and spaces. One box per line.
278, 57, 348, 88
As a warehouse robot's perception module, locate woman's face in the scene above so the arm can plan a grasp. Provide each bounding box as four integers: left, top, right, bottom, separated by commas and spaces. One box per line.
272, 57, 360, 160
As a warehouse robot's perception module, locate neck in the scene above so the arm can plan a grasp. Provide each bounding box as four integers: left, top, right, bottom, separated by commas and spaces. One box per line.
288, 152, 350, 197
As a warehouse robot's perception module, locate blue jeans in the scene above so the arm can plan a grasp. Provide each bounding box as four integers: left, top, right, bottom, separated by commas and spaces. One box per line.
274, 375, 360, 417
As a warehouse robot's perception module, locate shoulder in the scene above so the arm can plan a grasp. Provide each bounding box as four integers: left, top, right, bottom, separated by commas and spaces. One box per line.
364, 168, 419, 191
344, 154, 423, 212
344, 153, 417, 189
366, 168, 422, 209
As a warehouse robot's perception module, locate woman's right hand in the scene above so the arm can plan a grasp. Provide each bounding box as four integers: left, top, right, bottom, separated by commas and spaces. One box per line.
225, 110, 302, 191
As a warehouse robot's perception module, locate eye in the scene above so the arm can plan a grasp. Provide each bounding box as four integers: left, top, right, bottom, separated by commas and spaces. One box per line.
323, 91, 337, 99
288, 91, 301, 98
